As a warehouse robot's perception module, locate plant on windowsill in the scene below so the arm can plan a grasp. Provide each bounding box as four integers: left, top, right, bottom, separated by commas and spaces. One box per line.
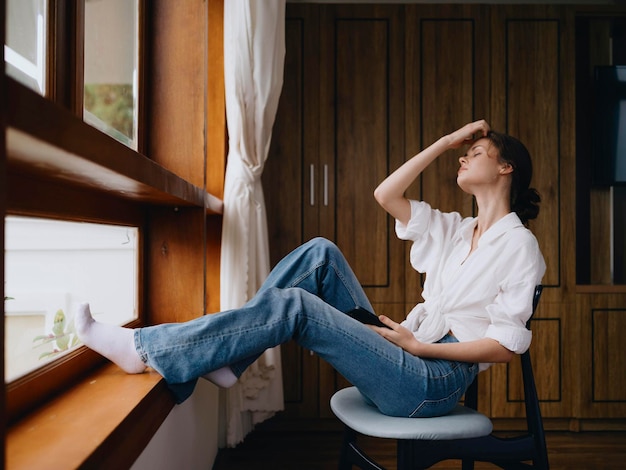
33, 309, 80, 360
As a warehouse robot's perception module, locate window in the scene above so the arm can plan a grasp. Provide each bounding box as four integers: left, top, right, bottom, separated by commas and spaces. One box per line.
4, 217, 139, 382
5, 0, 47, 94
83, 0, 140, 148
3, 0, 148, 421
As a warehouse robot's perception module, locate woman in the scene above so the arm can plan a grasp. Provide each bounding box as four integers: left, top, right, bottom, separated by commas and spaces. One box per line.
76, 120, 545, 418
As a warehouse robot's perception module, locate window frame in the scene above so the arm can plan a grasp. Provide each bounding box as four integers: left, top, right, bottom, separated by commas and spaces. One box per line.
4, 0, 151, 423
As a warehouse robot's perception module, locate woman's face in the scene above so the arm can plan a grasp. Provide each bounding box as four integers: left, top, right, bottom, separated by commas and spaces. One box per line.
456, 138, 509, 193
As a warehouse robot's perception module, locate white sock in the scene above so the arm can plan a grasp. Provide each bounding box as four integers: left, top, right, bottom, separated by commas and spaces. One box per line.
202, 367, 238, 388
74, 303, 146, 374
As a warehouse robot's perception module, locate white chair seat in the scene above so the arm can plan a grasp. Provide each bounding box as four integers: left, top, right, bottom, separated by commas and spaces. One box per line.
330, 386, 493, 440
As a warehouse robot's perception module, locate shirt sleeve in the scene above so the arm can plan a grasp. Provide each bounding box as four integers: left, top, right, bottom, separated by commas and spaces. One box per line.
484, 235, 546, 354
395, 200, 464, 274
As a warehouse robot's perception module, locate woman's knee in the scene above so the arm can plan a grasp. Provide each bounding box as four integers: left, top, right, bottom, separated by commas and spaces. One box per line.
305, 237, 340, 257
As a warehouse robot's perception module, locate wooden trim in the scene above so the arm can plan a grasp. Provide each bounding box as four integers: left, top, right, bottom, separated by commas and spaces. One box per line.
136, 0, 148, 155
576, 285, 626, 294
205, 0, 226, 317
7, 364, 175, 470
71, 0, 84, 115
206, 0, 226, 200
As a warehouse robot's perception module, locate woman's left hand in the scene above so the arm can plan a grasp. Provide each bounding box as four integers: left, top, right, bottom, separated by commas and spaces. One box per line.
370, 315, 422, 355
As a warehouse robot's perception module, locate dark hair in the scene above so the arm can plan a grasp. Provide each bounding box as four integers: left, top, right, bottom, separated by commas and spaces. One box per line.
486, 131, 541, 225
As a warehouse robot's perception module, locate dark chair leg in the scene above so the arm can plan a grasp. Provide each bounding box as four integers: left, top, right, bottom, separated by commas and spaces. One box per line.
397, 440, 418, 470
338, 427, 356, 470
339, 426, 387, 470
462, 459, 475, 470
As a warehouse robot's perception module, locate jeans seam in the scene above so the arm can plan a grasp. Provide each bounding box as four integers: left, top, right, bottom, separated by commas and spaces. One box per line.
135, 329, 148, 363
409, 386, 462, 417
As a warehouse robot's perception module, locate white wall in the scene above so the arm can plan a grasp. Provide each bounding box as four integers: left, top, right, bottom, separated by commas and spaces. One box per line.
132, 381, 220, 470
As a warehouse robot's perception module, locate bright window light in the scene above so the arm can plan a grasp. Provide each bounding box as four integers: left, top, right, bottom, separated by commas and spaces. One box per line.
5, 0, 47, 94
4, 217, 139, 382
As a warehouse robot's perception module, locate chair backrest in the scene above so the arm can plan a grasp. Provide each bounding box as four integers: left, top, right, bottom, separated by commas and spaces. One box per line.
463, 285, 544, 416
521, 285, 549, 465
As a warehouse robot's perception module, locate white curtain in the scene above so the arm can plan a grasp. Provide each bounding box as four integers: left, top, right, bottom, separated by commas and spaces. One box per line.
220, 0, 286, 447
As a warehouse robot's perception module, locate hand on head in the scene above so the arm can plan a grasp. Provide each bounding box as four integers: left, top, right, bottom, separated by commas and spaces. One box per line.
447, 120, 490, 149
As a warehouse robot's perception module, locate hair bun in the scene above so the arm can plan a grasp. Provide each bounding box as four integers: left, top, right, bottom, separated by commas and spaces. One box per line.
512, 187, 541, 224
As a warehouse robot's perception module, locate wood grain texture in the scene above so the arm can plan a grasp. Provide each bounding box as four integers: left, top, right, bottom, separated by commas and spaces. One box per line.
147, 207, 206, 324
147, 0, 206, 187
577, 292, 626, 418
7, 365, 174, 470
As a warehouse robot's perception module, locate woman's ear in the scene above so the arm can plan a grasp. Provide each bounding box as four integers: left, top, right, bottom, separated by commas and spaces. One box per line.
500, 163, 514, 175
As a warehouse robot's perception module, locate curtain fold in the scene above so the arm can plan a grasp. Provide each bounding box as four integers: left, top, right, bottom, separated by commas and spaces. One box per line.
220, 0, 286, 447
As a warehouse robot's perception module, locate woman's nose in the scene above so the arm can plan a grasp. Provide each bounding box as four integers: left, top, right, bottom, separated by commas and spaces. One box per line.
459, 155, 467, 164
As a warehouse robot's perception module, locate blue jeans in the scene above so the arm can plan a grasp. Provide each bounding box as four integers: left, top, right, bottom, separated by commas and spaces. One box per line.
135, 237, 478, 417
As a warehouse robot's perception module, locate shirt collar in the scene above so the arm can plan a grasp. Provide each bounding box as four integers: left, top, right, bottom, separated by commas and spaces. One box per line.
460, 212, 524, 246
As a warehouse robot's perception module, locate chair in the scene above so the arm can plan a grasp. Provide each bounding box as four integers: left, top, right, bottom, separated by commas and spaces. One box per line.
330, 285, 548, 470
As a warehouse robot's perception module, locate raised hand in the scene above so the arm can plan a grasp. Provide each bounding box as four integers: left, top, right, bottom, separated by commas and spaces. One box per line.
446, 119, 490, 149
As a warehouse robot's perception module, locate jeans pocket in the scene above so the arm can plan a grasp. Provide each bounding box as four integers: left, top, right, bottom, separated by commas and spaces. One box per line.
409, 386, 462, 418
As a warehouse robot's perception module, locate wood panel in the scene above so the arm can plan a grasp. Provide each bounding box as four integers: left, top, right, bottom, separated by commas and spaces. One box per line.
592, 309, 626, 402
147, 207, 206, 324
334, 18, 390, 287
206, 0, 226, 201
319, 4, 406, 306
420, 18, 477, 216
506, 19, 561, 287
147, 0, 206, 187
590, 188, 613, 284
578, 293, 626, 419
265, 14, 307, 265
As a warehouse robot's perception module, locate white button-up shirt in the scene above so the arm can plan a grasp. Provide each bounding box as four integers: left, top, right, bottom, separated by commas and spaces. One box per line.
396, 200, 546, 371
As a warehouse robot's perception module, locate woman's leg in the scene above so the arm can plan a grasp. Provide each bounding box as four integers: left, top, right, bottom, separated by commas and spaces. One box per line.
135, 287, 477, 414
77, 285, 476, 413
256, 237, 372, 311
223, 237, 374, 374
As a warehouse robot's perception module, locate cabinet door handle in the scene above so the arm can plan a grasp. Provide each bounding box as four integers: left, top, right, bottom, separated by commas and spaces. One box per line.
310, 164, 315, 206
323, 164, 329, 206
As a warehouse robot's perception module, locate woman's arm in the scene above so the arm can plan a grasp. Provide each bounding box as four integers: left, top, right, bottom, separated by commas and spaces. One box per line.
373, 314, 515, 364
374, 120, 490, 225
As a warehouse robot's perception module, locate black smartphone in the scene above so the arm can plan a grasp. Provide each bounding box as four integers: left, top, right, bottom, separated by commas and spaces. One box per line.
346, 307, 391, 329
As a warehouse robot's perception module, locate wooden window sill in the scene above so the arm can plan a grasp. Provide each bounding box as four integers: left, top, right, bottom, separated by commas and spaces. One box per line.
6, 364, 175, 469
6, 77, 223, 215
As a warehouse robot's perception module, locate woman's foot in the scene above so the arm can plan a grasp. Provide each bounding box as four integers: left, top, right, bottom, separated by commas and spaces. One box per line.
74, 303, 146, 374
202, 367, 238, 388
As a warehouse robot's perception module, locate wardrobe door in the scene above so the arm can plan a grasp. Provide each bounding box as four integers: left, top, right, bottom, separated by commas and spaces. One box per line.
319, 4, 406, 308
